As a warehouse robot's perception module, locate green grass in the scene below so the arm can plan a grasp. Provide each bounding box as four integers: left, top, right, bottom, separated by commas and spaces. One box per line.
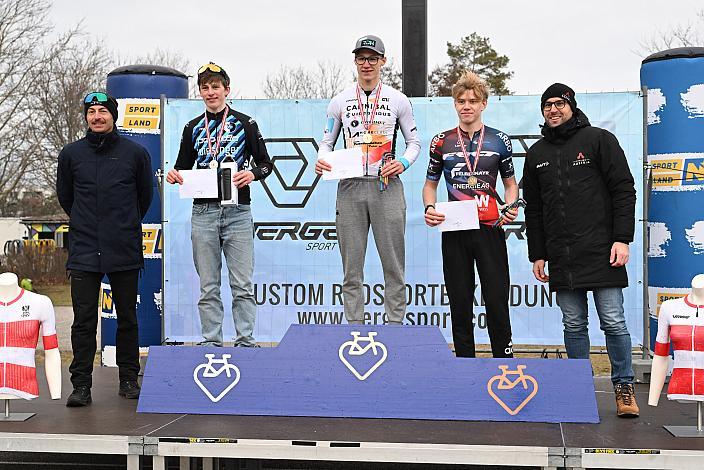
36, 283, 71, 306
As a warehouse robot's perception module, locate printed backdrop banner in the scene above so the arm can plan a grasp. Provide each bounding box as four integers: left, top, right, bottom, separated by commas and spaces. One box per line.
163, 93, 644, 345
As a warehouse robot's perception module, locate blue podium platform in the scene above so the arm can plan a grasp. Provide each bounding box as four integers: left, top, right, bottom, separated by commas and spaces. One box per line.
138, 325, 599, 423
2, 367, 703, 470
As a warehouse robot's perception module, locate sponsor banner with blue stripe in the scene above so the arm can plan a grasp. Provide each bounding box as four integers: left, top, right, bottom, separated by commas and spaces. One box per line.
163, 93, 644, 345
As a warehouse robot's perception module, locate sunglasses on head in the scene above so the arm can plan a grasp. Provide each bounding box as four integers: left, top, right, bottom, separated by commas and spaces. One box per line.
198, 63, 223, 74
84, 92, 109, 104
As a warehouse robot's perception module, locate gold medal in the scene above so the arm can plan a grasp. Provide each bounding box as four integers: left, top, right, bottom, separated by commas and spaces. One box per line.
468, 176, 478, 186
209, 160, 219, 169
362, 132, 373, 144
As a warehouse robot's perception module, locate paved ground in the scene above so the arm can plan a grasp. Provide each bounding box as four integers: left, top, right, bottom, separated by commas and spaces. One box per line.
53, 306, 77, 352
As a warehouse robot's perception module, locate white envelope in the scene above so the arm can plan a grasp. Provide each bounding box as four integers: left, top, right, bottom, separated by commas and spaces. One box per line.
436, 200, 480, 232
320, 148, 365, 181
178, 169, 218, 199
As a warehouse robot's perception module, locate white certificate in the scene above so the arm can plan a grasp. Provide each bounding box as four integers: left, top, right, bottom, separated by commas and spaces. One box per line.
320, 148, 365, 181
178, 169, 218, 199
436, 200, 480, 232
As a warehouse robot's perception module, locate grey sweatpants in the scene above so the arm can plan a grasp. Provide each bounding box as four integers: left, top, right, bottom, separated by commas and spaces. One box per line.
335, 176, 406, 324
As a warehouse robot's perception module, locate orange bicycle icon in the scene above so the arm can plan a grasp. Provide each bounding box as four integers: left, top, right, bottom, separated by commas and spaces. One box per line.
487, 365, 539, 416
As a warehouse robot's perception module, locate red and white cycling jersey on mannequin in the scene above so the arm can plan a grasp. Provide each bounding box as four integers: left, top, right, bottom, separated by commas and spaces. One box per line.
654, 295, 704, 401
0, 290, 58, 399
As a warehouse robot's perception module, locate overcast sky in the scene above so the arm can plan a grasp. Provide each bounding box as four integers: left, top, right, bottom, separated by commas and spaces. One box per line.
50, 0, 702, 98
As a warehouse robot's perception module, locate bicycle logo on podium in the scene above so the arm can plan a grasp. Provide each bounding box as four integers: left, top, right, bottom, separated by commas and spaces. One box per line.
193, 353, 241, 403
338, 331, 388, 381
487, 365, 539, 415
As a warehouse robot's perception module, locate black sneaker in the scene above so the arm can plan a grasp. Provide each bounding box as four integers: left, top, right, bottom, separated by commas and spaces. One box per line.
66, 386, 92, 407
118, 380, 141, 399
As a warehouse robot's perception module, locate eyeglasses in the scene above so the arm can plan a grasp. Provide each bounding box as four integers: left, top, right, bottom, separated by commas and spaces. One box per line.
543, 99, 567, 112
198, 63, 223, 74
84, 92, 109, 104
355, 56, 381, 65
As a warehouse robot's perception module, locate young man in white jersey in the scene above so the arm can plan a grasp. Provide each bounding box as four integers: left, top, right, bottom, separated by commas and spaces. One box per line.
316, 35, 421, 325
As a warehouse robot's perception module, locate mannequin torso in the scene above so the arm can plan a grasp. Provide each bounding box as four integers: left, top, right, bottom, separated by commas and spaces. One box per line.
649, 274, 704, 405
0, 272, 61, 400
0, 273, 22, 400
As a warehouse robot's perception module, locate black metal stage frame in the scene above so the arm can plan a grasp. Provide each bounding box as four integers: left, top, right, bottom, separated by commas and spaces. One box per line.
0, 367, 702, 470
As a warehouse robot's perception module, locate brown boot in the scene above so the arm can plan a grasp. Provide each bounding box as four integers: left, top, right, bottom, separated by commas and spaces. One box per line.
614, 383, 639, 418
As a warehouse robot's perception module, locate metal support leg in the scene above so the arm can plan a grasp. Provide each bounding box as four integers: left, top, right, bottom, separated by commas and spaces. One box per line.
664, 401, 704, 437
203, 457, 214, 470
0, 399, 35, 422
180, 456, 191, 470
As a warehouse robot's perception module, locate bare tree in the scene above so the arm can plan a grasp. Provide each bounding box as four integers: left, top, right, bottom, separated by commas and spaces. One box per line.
316, 61, 348, 99
0, 0, 80, 216
262, 61, 350, 99
117, 48, 193, 76
380, 58, 403, 90
114, 47, 198, 97
637, 10, 704, 55
30, 37, 111, 193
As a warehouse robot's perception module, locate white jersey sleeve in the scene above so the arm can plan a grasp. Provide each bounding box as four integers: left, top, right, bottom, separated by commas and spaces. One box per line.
39, 294, 58, 350
396, 95, 421, 170
318, 96, 343, 157
653, 299, 672, 357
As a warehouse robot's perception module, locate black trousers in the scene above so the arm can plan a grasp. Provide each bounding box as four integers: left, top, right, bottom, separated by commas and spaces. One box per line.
69, 269, 140, 388
441, 225, 513, 358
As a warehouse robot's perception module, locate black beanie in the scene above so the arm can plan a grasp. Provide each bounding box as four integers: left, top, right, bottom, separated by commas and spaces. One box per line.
541, 83, 577, 111
84, 94, 119, 122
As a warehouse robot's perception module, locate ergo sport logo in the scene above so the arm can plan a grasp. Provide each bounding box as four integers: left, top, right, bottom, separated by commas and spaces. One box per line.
257, 137, 335, 250
259, 138, 321, 209
254, 222, 336, 242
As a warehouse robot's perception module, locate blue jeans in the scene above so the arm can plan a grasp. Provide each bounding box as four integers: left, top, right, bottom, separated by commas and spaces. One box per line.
191, 203, 256, 347
556, 287, 634, 385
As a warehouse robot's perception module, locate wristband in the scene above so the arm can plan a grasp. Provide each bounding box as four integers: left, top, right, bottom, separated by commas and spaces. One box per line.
424, 204, 435, 214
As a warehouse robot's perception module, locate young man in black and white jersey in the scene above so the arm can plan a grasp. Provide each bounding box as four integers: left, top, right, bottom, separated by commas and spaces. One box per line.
315, 35, 421, 325
166, 63, 272, 347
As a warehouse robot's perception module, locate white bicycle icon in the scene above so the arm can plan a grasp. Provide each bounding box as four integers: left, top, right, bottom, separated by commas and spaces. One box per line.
193, 353, 241, 403
338, 331, 388, 381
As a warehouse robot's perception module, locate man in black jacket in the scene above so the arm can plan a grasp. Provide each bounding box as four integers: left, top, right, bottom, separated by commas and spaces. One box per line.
57, 92, 153, 406
523, 83, 639, 417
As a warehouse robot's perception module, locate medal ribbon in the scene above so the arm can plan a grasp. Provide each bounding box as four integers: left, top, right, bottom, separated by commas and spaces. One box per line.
457, 125, 485, 174
204, 105, 230, 160
356, 82, 382, 132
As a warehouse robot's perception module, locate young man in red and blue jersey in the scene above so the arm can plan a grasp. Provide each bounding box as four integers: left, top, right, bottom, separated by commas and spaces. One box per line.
423, 71, 518, 358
